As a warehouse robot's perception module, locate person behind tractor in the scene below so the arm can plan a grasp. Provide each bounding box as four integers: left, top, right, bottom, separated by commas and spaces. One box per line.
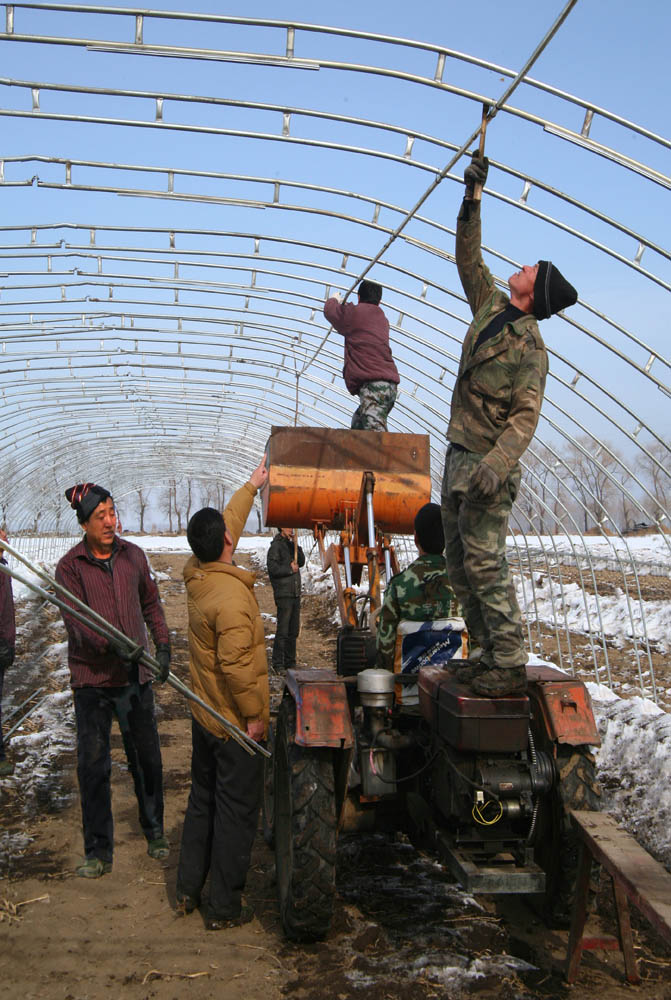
56, 484, 171, 878
324, 279, 400, 431
442, 155, 577, 698
376, 503, 457, 689
0, 528, 17, 778
266, 526, 305, 671
176, 455, 270, 930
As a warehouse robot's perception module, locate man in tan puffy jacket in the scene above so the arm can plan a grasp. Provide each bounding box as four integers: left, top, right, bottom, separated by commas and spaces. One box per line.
175, 455, 270, 930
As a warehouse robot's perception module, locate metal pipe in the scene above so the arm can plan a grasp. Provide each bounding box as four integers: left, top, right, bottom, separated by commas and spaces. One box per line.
343, 545, 353, 589
365, 483, 376, 548
5, 694, 50, 742
0, 555, 269, 757
3, 686, 46, 724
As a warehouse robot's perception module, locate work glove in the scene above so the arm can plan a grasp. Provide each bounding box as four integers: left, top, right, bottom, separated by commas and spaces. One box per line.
464, 154, 489, 195
109, 639, 145, 667
468, 461, 501, 501
155, 644, 171, 684
0, 639, 15, 670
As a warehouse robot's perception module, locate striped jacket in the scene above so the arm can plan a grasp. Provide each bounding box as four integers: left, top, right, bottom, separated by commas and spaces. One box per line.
56, 537, 169, 688
0, 557, 15, 653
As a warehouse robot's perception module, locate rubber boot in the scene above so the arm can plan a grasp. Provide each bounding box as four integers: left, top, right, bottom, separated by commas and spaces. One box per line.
470, 666, 528, 698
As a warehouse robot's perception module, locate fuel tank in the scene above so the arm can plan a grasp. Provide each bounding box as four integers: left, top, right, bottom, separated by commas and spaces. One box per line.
261, 426, 431, 533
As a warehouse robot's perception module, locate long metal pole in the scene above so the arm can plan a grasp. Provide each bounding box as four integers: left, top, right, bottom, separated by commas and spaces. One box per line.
299, 0, 581, 374
0, 553, 269, 758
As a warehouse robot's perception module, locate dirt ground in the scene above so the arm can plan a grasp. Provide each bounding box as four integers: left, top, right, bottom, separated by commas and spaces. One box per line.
1, 547, 671, 1000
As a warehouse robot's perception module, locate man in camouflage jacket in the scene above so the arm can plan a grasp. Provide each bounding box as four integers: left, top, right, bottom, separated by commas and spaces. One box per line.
441, 156, 577, 697
376, 503, 458, 685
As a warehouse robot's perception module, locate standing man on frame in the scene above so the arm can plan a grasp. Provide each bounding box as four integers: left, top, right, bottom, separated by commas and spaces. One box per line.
442, 155, 577, 697
324, 279, 400, 431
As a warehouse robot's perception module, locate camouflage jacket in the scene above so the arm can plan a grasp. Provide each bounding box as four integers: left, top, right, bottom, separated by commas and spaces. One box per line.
376, 553, 456, 670
447, 199, 549, 482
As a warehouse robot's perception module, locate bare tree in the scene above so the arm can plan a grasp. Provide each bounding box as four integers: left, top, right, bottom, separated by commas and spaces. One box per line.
640, 441, 671, 525
519, 444, 563, 535
159, 480, 178, 533
133, 488, 150, 533
178, 478, 195, 527
0, 456, 18, 529
197, 481, 217, 509
197, 481, 226, 512
561, 436, 622, 532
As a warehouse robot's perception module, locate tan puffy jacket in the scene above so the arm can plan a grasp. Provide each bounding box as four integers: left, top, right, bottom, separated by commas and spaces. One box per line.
183, 481, 269, 740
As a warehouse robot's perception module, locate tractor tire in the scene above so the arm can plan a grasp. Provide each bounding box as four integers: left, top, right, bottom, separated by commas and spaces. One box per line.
537, 745, 601, 928
261, 719, 275, 848
274, 697, 337, 942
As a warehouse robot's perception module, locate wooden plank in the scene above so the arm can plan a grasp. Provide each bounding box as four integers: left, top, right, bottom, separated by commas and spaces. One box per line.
571, 810, 671, 945
566, 842, 594, 983
612, 878, 641, 984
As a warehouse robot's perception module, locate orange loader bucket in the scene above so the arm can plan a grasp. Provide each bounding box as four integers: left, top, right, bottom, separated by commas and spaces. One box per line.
261, 426, 431, 534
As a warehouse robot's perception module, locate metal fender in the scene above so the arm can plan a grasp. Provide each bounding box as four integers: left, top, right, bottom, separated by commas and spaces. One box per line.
527, 664, 601, 748
283, 669, 354, 749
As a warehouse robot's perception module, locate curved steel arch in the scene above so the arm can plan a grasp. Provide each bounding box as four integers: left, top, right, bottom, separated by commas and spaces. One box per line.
0, 3, 669, 701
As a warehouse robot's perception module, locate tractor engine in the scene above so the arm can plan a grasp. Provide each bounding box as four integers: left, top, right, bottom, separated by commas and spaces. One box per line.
418, 665, 555, 866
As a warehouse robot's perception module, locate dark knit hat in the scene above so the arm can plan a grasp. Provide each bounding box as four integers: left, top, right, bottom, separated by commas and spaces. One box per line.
357, 279, 383, 305
65, 483, 112, 524
414, 502, 444, 555
533, 260, 578, 320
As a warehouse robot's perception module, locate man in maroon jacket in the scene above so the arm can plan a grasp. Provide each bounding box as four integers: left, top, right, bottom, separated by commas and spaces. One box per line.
0, 529, 16, 778
324, 279, 400, 430
56, 483, 171, 878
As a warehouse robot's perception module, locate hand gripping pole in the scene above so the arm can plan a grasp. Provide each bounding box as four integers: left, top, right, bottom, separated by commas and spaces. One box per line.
0, 544, 269, 758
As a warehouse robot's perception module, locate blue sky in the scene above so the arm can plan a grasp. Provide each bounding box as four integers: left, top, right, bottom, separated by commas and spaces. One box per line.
0, 1, 668, 528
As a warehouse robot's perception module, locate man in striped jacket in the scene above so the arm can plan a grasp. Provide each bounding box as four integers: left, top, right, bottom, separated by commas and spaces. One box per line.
56, 483, 171, 878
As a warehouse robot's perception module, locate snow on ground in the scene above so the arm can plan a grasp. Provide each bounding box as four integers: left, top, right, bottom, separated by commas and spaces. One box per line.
516, 533, 671, 576
587, 682, 671, 868
124, 533, 274, 554
3, 533, 671, 874
515, 574, 671, 652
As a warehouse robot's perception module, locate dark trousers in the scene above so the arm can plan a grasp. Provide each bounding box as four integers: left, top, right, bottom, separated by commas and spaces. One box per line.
0, 666, 6, 760
273, 597, 300, 668
177, 718, 262, 919
73, 683, 164, 863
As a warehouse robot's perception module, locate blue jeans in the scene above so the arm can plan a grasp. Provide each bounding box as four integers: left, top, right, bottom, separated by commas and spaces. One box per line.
73, 682, 164, 862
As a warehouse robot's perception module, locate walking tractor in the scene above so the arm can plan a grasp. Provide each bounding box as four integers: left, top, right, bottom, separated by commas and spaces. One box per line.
261, 427, 600, 942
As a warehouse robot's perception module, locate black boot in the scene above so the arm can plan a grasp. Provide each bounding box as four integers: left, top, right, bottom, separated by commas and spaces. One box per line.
471, 666, 528, 697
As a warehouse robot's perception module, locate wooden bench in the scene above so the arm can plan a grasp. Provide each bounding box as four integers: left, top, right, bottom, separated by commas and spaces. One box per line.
566, 810, 671, 983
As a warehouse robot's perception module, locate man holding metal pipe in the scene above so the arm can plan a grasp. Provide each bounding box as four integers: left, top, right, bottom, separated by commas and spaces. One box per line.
0, 529, 16, 778
176, 455, 269, 930
442, 156, 577, 697
56, 483, 171, 878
